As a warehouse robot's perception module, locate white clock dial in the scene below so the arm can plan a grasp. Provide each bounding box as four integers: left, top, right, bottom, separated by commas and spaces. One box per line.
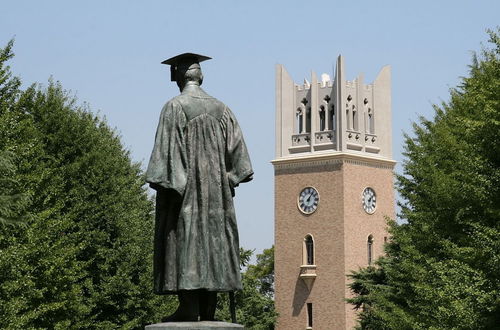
362, 187, 377, 214
298, 187, 319, 214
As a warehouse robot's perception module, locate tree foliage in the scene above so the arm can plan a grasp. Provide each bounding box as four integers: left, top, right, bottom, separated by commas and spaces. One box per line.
216, 247, 277, 329
0, 150, 30, 226
0, 41, 175, 329
348, 28, 500, 330
0, 40, 29, 226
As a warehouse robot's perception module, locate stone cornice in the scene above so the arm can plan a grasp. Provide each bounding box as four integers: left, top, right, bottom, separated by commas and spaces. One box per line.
271, 152, 396, 170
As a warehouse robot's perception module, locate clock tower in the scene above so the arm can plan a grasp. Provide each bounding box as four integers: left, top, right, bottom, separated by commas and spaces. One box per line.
272, 56, 395, 330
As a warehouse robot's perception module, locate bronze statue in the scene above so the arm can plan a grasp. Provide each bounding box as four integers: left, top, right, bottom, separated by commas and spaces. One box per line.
146, 53, 253, 322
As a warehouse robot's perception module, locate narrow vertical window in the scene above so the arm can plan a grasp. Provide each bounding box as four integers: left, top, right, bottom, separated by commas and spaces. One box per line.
319, 105, 325, 131
305, 235, 314, 265
352, 105, 358, 131
364, 98, 374, 134
329, 105, 335, 131
346, 95, 353, 130
306, 107, 311, 133
367, 235, 374, 265
307, 303, 313, 328
296, 108, 303, 134
346, 107, 351, 130
368, 108, 375, 134
368, 108, 374, 134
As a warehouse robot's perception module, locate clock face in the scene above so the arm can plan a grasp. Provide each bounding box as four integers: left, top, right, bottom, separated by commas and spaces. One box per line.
298, 187, 319, 214
362, 187, 377, 214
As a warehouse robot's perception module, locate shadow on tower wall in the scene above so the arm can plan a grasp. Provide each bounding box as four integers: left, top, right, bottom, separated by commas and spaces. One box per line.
292, 272, 312, 316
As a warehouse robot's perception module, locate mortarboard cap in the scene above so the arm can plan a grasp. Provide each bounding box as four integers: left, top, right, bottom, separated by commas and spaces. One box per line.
162, 53, 212, 81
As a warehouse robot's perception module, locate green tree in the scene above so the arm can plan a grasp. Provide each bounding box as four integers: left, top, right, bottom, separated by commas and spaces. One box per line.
246, 246, 274, 299
348, 28, 500, 330
0, 40, 20, 114
0, 150, 30, 226
0, 42, 175, 329
0, 40, 28, 226
216, 247, 277, 329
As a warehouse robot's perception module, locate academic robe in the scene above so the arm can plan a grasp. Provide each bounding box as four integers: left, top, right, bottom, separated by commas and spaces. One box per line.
146, 84, 253, 294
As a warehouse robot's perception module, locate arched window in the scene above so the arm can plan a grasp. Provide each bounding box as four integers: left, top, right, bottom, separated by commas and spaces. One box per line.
352, 105, 358, 131
368, 108, 374, 134
346, 95, 352, 130
363, 98, 374, 134
319, 105, 326, 131
304, 235, 314, 265
329, 105, 335, 131
296, 108, 303, 134
306, 107, 311, 133
346, 107, 351, 130
367, 235, 374, 265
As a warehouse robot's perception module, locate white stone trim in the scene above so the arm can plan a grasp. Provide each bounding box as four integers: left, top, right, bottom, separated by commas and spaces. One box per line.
271, 152, 396, 170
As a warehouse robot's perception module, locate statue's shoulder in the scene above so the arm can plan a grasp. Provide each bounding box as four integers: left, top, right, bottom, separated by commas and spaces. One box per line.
196, 89, 227, 111
156, 98, 187, 125
160, 96, 184, 112
168, 94, 184, 105
201, 95, 227, 120
203, 94, 226, 109
175, 88, 227, 121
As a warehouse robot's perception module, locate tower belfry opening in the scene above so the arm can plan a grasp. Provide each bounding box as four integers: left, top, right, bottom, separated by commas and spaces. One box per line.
273, 56, 396, 329
275, 55, 392, 157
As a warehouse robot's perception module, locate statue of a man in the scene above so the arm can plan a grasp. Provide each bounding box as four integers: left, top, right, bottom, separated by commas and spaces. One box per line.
146, 53, 253, 322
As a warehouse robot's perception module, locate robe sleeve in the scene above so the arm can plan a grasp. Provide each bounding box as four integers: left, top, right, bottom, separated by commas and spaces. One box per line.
146, 100, 187, 196
222, 107, 254, 192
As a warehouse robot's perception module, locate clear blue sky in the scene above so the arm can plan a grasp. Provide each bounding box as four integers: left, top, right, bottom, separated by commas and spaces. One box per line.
2, 1, 499, 254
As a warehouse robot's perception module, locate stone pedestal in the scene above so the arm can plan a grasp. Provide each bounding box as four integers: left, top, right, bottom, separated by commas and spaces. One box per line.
145, 321, 244, 330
